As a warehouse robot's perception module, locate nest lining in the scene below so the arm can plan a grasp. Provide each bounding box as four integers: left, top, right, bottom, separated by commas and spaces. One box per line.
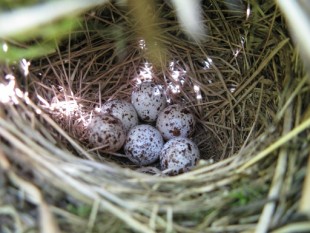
0, 1, 310, 233
32, 1, 281, 164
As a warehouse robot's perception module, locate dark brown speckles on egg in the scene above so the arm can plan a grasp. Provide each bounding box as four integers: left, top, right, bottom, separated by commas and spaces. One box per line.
160, 137, 200, 175
107, 118, 118, 124
156, 104, 196, 140
100, 99, 138, 132
97, 137, 103, 143
88, 114, 126, 152
181, 108, 190, 114
124, 124, 164, 166
131, 82, 166, 122
170, 127, 181, 137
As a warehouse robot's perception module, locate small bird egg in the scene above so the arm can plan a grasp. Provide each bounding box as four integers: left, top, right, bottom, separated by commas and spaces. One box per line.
131, 82, 166, 122
124, 124, 164, 165
156, 104, 195, 140
100, 99, 139, 132
88, 114, 126, 152
160, 137, 200, 175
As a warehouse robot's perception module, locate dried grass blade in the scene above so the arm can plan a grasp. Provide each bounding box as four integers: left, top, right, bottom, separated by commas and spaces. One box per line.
299, 152, 310, 215
0, 151, 61, 233
271, 222, 310, 233
236, 116, 310, 173
255, 103, 292, 233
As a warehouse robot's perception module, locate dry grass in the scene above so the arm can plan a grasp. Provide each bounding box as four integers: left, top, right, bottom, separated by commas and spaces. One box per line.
0, 0, 310, 232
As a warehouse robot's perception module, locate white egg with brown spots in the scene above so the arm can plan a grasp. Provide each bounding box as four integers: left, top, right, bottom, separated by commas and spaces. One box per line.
100, 99, 139, 132
124, 124, 164, 165
156, 104, 195, 140
160, 137, 200, 175
88, 114, 126, 152
131, 82, 166, 122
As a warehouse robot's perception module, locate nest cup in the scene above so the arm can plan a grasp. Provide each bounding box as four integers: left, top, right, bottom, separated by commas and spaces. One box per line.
1, 1, 310, 232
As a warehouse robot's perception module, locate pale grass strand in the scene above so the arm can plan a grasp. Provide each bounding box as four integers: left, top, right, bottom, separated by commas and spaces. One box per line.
255, 104, 292, 233
237, 116, 310, 173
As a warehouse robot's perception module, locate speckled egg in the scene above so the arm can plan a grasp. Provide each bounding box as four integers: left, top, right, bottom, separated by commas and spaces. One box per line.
100, 99, 139, 132
156, 104, 195, 140
160, 137, 200, 175
124, 124, 164, 165
131, 82, 166, 122
88, 114, 126, 152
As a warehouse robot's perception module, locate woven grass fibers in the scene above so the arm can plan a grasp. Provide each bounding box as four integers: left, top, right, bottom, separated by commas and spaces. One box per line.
1, 1, 310, 233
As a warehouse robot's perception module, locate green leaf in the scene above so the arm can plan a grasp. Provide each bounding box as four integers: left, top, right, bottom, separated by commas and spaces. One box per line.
0, 42, 55, 62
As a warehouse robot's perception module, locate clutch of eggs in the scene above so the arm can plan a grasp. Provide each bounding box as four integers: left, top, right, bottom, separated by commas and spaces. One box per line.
86, 81, 200, 174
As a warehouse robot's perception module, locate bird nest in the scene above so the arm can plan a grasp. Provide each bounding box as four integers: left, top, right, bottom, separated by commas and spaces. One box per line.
1, 1, 310, 232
